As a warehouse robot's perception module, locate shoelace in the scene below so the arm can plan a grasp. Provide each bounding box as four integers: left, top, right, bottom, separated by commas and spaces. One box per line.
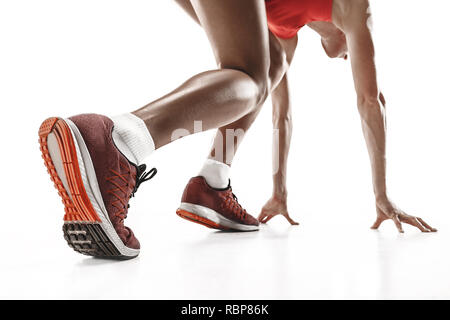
224, 188, 247, 219
132, 164, 157, 198
107, 163, 157, 220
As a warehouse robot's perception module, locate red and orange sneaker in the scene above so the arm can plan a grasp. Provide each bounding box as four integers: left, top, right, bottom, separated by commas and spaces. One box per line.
176, 177, 259, 231
38, 114, 156, 259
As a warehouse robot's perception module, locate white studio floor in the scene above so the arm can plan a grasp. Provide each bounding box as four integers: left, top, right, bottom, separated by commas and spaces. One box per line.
1, 200, 449, 300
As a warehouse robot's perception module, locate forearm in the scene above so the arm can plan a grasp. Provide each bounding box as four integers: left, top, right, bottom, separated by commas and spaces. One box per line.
273, 117, 291, 198
358, 97, 388, 200
271, 75, 292, 199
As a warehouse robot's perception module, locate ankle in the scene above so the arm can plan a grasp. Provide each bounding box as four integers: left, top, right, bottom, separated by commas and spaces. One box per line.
111, 113, 155, 165
199, 159, 230, 189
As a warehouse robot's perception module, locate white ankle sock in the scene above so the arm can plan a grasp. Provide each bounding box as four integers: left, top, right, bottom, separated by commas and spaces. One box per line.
199, 159, 230, 189
111, 113, 155, 165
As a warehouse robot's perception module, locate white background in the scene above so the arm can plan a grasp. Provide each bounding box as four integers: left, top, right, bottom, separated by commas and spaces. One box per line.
0, 0, 449, 299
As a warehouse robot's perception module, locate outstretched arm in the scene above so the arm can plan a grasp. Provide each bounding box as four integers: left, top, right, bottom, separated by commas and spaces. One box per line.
259, 23, 348, 225
258, 35, 299, 225
335, 0, 436, 232
259, 73, 299, 225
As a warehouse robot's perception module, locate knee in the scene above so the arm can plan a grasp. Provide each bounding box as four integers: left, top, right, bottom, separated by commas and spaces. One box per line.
218, 64, 269, 107
252, 76, 269, 106
269, 43, 288, 88
269, 60, 288, 89
241, 69, 269, 106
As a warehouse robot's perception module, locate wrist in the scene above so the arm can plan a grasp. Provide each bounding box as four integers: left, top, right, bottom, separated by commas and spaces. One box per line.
273, 189, 288, 201
375, 193, 389, 204
272, 173, 287, 196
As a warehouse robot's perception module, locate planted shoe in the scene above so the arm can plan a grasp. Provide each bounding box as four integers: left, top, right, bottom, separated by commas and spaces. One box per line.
176, 177, 259, 231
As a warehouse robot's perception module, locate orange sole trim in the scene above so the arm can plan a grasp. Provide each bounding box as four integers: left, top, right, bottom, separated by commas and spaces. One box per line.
176, 209, 231, 231
39, 117, 101, 222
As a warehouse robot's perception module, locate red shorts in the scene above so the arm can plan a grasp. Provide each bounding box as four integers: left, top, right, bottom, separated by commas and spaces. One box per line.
265, 0, 334, 39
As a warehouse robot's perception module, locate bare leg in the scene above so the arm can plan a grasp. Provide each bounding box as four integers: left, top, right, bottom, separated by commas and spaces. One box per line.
209, 31, 293, 164
132, 0, 270, 149
174, 0, 294, 164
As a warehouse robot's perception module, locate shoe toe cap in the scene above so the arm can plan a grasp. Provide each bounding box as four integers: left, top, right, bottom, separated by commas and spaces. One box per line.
245, 213, 260, 227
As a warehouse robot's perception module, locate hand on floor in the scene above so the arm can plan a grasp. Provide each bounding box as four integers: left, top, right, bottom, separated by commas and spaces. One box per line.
372, 199, 437, 233
258, 196, 299, 225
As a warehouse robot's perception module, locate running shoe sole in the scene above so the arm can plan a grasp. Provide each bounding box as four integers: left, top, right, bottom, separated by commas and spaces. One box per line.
38, 117, 140, 259
176, 202, 259, 232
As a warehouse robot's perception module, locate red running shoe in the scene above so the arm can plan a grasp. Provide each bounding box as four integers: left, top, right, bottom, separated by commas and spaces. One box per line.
38, 114, 156, 259
176, 177, 259, 231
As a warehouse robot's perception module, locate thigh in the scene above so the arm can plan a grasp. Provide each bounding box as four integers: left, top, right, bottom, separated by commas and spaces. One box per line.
190, 0, 270, 81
